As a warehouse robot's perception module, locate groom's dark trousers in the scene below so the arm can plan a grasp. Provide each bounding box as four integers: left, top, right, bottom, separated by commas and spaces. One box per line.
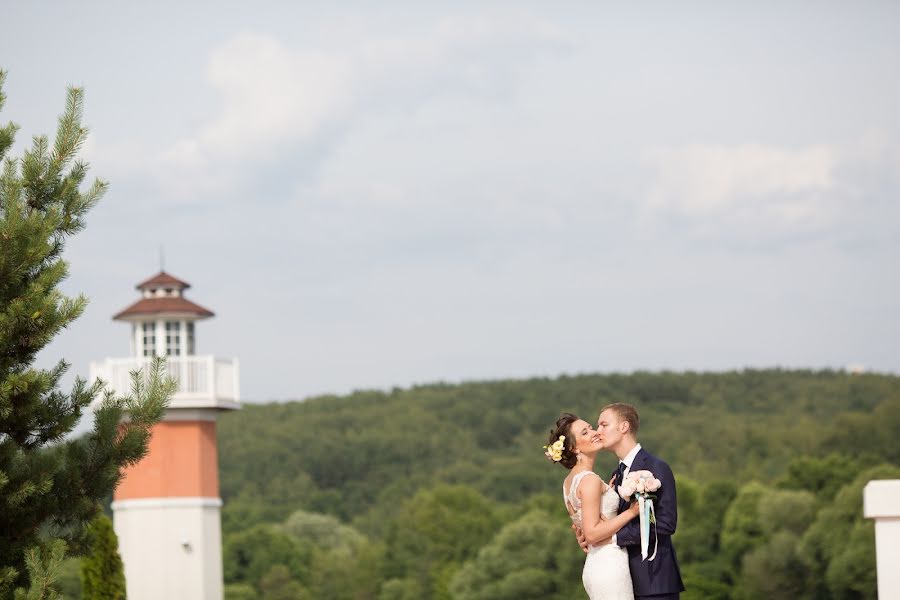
613, 448, 686, 599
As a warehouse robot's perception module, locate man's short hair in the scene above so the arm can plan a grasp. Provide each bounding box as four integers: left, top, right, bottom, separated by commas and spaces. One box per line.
600, 402, 640, 435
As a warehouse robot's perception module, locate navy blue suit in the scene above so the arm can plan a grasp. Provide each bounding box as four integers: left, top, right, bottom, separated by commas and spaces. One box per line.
614, 448, 685, 598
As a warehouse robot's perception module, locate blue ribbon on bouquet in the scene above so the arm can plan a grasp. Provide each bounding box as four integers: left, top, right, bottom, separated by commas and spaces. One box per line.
638, 495, 658, 561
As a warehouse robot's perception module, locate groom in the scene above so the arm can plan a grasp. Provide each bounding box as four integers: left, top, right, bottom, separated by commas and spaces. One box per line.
593, 403, 685, 599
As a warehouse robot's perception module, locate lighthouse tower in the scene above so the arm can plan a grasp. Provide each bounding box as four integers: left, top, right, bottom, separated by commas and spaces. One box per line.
90, 271, 239, 600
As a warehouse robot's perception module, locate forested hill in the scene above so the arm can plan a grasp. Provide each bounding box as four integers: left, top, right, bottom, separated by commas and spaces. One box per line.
215, 370, 900, 600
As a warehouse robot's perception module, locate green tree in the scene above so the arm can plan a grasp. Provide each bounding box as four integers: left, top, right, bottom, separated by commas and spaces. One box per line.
258, 564, 310, 600
777, 453, 862, 502
378, 578, 423, 600
757, 489, 817, 536
79, 514, 125, 599
719, 481, 767, 575
281, 509, 366, 554
223, 583, 257, 600
728, 488, 818, 598
53, 558, 82, 600
674, 477, 734, 565
450, 510, 584, 600
383, 485, 502, 598
737, 531, 812, 600
824, 399, 900, 464
281, 510, 381, 600
680, 563, 731, 600
825, 522, 877, 599
223, 524, 310, 589
0, 71, 174, 594
801, 464, 900, 599
307, 540, 383, 600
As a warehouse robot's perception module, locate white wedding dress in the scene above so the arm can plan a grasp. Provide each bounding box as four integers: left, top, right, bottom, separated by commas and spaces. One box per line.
564, 470, 634, 600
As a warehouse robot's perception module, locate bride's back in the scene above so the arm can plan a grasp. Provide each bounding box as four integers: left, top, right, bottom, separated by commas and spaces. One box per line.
563, 470, 599, 529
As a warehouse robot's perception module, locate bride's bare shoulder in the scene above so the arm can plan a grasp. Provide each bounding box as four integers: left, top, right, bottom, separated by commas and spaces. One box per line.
583, 471, 613, 494
576, 471, 603, 495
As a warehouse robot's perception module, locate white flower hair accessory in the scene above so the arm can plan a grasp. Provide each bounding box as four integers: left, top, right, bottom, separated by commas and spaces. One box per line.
543, 435, 566, 462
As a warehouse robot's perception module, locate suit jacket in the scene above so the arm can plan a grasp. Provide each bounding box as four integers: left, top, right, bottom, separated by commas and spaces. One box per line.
613, 448, 685, 597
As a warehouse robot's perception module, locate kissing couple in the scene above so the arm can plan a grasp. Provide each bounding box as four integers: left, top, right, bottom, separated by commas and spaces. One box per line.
546, 403, 685, 599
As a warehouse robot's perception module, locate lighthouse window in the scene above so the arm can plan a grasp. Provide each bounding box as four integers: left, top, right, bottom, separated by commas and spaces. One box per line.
142, 322, 156, 357
186, 322, 195, 355
165, 321, 181, 356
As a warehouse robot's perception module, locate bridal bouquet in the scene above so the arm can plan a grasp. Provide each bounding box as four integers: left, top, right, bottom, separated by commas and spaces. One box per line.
618, 470, 661, 561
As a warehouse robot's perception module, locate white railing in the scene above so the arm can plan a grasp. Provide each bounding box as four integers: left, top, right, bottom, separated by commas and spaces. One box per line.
90, 355, 240, 409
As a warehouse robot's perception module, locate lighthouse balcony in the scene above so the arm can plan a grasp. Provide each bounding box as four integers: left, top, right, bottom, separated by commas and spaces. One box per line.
89, 355, 240, 411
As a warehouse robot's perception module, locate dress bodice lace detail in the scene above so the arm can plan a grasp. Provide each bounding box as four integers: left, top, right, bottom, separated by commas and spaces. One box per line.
563, 470, 595, 530
563, 471, 621, 532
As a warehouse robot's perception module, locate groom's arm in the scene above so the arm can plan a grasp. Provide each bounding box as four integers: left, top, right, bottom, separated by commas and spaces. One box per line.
615, 459, 678, 546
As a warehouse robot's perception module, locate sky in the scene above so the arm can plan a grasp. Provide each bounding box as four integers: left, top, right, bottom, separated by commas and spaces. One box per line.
2, 1, 899, 406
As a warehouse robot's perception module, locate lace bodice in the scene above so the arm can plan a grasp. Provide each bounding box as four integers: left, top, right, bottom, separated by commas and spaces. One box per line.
563, 471, 621, 531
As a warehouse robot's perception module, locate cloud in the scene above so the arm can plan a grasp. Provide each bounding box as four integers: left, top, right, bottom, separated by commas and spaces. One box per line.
640, 142, 853, 243
167, 33, 353, 165
638, 138, 900, 249
646, 143, 836, 212
356, 13, 567, 101
155, 14, 567, 200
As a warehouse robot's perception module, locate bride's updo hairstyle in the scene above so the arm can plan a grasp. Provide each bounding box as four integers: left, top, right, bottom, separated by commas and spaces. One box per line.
547, 412, 580, 469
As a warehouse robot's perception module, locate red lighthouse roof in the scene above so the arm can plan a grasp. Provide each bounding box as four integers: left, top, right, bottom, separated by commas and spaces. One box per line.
113, 271, 214, 321
136, 271, 191, 291
113, 298, 214, 320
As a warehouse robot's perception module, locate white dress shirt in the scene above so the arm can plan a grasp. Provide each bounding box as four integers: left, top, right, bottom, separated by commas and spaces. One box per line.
621, 443, 642, 479
611, 443, 641, 546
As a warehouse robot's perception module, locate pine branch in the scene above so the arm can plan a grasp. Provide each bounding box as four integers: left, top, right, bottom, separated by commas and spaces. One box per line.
13, 540, 65, 600
51, 87, 86, 167
0, 70, 20, 165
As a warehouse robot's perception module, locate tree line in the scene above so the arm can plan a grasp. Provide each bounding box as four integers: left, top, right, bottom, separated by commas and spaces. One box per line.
203, 369, 897, 599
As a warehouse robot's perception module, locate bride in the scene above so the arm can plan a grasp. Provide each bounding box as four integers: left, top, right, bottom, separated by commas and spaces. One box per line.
546, 413, 640, 599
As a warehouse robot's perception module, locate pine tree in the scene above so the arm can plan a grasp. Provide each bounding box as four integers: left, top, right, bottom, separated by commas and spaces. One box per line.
0, 70, 175, 594
80, 514, 125, 600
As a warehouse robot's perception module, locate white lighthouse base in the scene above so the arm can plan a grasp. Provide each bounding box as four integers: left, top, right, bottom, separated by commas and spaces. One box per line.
112, 497, 224, 600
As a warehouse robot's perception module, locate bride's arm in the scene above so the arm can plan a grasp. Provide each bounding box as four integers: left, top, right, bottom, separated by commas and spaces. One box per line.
578, 477, 641, 546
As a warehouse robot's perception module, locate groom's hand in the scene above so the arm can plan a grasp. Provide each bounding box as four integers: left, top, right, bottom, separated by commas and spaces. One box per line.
573, 525, 589, 553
